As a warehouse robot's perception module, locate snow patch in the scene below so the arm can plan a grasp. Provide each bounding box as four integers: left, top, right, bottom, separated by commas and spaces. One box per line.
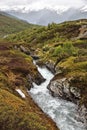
16, 89, 26, 98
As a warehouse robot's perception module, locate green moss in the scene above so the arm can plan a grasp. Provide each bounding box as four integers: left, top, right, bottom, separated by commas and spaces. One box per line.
58, 56, 87, 76
58, 56, 75, 74
53, 45, 62, 56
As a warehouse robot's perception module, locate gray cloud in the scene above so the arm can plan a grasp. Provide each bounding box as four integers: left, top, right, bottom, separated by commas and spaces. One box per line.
0, 0, 28, 5
0, 0, 86, 8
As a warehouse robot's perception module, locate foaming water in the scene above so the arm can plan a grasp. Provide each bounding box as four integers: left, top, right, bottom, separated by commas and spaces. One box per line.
29, 65, 86, 130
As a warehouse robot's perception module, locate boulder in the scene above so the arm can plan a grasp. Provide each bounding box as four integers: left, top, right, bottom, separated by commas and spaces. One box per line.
46, 62, 55, 74
48, 78, 81, 103
77, 25, 87, 39
27, 72, 46, 87
33, 72, 46, 85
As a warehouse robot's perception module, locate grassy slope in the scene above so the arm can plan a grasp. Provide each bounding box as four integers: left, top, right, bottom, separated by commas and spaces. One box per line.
0, 11, 39, 38
0, 13, 59, 130
0, 41, 58, 130
6, 19, 87, 107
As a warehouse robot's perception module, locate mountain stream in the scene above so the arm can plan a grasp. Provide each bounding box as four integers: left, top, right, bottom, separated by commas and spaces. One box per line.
29, 62, 86, 130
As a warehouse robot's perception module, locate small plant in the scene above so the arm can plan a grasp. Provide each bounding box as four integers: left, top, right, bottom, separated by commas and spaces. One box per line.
53, 42, 78, 57
63, 42, 78, 56
53, 45, 62, 56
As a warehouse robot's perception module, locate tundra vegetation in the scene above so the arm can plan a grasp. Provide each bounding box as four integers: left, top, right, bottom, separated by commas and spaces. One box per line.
0, 12, 58, 130
0, 11, 87, 129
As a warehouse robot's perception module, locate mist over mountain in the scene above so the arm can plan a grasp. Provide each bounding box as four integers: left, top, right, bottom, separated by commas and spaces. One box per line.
4, 6, 86, 25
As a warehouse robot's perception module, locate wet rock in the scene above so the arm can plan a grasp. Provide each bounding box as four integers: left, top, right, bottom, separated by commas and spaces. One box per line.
46, 62, 55, 74
36, 60, 45, 67
70, 87, 81, 98
48, 77, 81, 103
20, 45, 30, 55
48, 74, 87, 124
48, 78, 70, 100
27, 72, 46, 87
34, 72, 46, 85
75, 105, 87, 125
31, 55, 40, 60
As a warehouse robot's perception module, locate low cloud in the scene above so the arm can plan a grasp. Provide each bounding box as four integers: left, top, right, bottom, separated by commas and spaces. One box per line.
0, 0, 86, 9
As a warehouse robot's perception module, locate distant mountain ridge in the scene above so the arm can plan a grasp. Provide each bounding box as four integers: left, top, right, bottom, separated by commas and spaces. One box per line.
0, 11, 35, 37
1, 6, 87, 25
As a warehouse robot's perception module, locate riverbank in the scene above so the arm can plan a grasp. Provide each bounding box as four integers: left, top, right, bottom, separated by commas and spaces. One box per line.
2, 19, 87, 129
0, 41, 59, 130
29, 60, 86, 130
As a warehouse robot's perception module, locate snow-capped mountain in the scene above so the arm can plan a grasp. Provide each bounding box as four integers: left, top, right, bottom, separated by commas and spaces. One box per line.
81, 5, 87, 12
0, 5, 87, 25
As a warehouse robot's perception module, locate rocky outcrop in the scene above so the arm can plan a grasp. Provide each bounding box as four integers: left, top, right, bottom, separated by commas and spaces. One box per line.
27, 72, 45, 89
48, 78, 81, 103
35, 60, 56, 74
20, 45, 30, 55
77, 105, 87, 124
31, 55, 40, 60
48, 75, 87, 124
32, 72, 46, 85
77, 25, 87, 39
19, 45, 45, 86
45, 62, 55, 74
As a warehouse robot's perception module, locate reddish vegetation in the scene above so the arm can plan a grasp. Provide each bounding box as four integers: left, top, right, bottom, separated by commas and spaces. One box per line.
0, 41, 59, 130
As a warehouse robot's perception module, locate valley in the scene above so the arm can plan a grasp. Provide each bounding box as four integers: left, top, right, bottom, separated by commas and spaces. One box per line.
0, 11, 87, 130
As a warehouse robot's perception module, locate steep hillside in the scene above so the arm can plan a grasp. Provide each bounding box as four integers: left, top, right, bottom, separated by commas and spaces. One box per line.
0, 16, 87, 128
6, 19, 87, 119
0, 11, 37, 38
0, 12, 59, 130
0, 41, 58, 130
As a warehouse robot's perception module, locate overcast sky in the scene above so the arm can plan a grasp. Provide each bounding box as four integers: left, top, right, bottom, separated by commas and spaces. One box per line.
0, 0, 87, 9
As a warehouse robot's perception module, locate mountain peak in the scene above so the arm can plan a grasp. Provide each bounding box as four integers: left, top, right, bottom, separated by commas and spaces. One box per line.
0, 6, 87, 25
0, 5, 70, 14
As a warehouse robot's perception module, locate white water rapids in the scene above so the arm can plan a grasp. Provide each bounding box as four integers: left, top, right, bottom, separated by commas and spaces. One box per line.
29, 63, 86, 130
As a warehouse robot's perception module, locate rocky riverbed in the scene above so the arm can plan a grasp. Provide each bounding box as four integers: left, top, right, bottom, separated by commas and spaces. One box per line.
29, 61, 87, 130
48, 74, 87, 126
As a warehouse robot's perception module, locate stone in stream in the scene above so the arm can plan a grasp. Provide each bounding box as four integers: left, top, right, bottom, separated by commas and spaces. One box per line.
27, 70, 46, 88
45, 61, 56, 74
48, 75, 87, 125
48, 78, 81, 103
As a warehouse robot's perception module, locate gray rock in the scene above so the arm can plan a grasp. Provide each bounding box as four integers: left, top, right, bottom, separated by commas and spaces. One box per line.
75, 105, 87, 125
48, 77, 87, 125
70, 87, 81, 98
46, 62, 55, 74
48, 78, 69, 98
27, 71, 46, 87
48, 78, 81, 103
20, 45, 30, 55
34, 73, 46, 85
31, 55, 40, 60
77, 25, 87, 39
